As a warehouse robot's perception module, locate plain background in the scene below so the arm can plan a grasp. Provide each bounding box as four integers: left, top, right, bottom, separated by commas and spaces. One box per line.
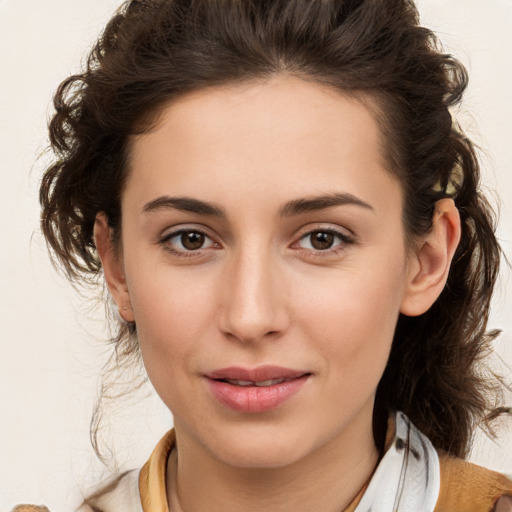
1, 0, 511, 510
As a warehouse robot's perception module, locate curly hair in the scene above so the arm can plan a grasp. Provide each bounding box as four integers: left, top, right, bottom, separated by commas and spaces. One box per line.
40, 0, 504, 460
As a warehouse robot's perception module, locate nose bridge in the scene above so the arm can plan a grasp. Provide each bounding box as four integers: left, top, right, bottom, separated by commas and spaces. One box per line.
219, 241, 288, 343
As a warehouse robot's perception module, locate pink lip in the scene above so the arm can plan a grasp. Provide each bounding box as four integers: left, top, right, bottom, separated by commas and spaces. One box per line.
205, 366, 310, 413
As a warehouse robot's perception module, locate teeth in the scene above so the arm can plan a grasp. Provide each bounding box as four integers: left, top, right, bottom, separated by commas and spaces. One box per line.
225, 378, 287, 387
255, 378, 284, 387
228, 380, 253, 386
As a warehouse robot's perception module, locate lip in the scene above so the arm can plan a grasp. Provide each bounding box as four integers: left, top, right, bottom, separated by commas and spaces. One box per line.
205, 366, 311, 413
206, 365, 308, 382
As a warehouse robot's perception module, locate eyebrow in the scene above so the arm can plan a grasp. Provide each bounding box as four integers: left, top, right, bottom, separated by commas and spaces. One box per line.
142, 196, 226, 217
142, 192, 374, 217
280, 192, 375, 217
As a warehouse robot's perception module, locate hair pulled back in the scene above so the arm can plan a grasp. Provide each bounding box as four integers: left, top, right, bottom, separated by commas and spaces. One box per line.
40, 0, 503, 459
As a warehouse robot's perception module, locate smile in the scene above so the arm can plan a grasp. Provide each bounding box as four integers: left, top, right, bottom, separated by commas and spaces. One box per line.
205, 366, 311, 413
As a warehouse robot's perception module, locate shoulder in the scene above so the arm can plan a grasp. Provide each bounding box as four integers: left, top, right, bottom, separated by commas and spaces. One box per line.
435, 453, 512, 512
77, 469, 142, 512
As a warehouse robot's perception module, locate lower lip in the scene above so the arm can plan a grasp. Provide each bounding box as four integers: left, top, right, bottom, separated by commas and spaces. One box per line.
206, 376, 309, 413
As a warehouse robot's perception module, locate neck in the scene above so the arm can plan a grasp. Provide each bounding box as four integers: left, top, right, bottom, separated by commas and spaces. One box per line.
167, 411, 379, 512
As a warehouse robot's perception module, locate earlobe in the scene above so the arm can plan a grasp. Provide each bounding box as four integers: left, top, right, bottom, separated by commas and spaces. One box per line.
94, 214, 135, 323
400, 198, 461, 317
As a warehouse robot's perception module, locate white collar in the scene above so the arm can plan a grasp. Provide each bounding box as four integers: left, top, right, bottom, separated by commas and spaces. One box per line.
354, 411, 440, 512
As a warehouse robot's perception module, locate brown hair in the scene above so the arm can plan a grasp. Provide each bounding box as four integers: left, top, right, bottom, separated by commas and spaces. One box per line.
40, 0, 505, 460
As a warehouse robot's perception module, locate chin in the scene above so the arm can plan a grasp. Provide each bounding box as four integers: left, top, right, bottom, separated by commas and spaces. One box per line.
217, 441, 307, 469
201, 421, 319, 470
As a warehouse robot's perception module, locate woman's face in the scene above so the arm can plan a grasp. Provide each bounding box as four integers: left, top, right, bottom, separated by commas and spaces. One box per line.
114, 76, 418, 468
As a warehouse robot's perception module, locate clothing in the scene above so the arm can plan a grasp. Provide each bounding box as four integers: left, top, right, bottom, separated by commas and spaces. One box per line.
74, 411, 512, 511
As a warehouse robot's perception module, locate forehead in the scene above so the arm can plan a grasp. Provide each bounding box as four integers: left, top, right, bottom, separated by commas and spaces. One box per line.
125, 76, 401, 214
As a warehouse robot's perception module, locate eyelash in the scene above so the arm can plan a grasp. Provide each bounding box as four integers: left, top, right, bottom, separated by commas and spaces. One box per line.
158, 227, 354, 258
158, 228, 219, 257
293, 228, 354, 257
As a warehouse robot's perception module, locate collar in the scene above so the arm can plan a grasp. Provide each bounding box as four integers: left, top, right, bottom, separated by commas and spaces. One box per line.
139, 429, 175, 512
353, 411, 440, 512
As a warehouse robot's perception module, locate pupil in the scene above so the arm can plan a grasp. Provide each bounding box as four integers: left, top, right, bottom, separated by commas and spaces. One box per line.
182, 232, 204, 250
311, 232, 334, 250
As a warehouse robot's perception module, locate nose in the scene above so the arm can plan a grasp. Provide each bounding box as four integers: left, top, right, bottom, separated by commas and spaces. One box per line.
218, 247, 289, 344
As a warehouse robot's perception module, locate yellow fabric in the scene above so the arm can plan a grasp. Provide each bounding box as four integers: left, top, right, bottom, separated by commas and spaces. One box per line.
434, 454, 512, 512
138, 427, 512, 512
139, 429, 175, 512
10, 507, 50, 512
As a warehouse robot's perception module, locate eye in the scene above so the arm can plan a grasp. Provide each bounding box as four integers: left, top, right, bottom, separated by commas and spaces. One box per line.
296, 229, 352, 252
161, 229, 217, 253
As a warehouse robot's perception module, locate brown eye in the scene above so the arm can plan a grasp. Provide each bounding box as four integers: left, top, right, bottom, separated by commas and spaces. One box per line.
181, 231, 205, 250
310, 232, 335, 250
162, 229, 216, 253
296, 229, 353, 253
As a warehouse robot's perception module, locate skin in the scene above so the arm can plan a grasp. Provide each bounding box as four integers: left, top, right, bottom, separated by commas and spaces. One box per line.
95, 76, 461, 512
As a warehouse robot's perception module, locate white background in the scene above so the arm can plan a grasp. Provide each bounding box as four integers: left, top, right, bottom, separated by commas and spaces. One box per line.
0, 0, 511, 510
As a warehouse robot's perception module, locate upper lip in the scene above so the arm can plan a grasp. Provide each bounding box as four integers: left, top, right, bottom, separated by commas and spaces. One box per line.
205, 366, 310, 382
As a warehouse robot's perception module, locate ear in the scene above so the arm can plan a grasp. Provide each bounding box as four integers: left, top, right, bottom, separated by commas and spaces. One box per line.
400, 198, 461, 317
94, 213, 135, 323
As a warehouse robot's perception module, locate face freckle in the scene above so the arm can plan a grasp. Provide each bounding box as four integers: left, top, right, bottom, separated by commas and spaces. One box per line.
116, 75, 414, 471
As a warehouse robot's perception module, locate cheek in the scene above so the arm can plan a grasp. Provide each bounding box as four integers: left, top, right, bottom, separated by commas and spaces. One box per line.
127, 257, 215, 333
296, 261, 406, 386
124, 264, 216, 391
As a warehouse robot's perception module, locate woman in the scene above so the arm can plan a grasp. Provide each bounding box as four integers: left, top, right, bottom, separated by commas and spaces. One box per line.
31, 0, 512, 510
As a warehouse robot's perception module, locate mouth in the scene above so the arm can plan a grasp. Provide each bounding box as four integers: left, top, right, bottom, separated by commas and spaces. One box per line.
204, 366, 311, 413
218, 377, 299, 387
206, 365, 310, 383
